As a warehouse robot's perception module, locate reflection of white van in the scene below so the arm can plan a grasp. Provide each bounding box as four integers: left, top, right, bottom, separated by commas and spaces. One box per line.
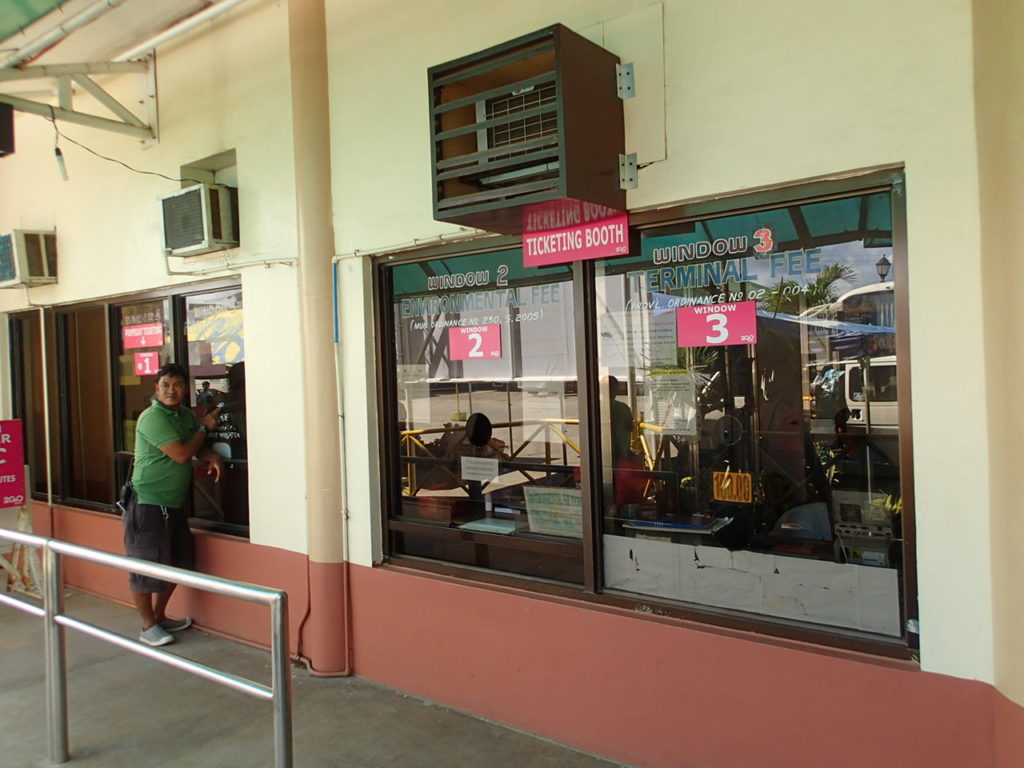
844, 355, 897, 432
810, 356, 898, 434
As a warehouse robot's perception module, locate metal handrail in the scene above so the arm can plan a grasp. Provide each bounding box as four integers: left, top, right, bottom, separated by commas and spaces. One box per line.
0, 527, 292, 767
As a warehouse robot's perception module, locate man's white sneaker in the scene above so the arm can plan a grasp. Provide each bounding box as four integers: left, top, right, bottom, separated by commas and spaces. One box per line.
139, 624, 175, 647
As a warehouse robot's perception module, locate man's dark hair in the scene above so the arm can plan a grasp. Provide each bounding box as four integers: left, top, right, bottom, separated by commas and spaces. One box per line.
154, 363, 189, 383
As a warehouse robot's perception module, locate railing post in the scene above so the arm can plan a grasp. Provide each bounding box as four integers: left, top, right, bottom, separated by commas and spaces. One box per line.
270, 592, 293, 768
42, 543, 69, 764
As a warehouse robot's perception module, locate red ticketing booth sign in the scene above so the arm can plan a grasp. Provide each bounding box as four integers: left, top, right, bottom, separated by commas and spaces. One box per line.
0, 419, 26, 508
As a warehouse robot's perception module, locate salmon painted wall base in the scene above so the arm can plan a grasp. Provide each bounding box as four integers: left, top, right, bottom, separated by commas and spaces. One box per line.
348, 563, 1017, 768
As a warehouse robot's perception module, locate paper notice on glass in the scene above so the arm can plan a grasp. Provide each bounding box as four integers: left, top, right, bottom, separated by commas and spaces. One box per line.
461, 456, 500, 483
645, 370, 698, 436
599, 310, 678, 372
524, 486, 583, 538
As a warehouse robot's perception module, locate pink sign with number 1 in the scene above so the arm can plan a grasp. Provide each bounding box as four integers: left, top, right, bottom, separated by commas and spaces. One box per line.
677, 301, 758, 348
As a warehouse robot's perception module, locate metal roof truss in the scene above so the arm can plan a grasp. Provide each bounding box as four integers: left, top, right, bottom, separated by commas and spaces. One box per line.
0, 57, 156, 141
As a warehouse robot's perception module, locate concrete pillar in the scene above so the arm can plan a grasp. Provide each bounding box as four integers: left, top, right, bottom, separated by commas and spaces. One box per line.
288, 0, 349, 675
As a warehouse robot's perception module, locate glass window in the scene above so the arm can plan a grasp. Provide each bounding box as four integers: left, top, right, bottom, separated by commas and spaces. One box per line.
378, 181, 912, 646
10, 308, 112, 505
385, 248, 583, 582
596, 191, 904, 637
8, 285, 246, 532
184, 288, 248, 529
115, 298, 173, 492
59, 307, 114, 504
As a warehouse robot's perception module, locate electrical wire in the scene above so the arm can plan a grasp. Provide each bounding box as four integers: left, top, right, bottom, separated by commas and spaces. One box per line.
44, 107, 203, 185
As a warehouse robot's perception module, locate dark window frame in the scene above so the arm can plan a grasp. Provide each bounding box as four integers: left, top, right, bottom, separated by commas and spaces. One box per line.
375, 167, 917, 657
7, 277, 248, 537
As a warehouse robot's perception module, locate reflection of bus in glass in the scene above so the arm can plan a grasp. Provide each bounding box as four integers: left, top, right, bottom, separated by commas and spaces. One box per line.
802, 281, 894, 327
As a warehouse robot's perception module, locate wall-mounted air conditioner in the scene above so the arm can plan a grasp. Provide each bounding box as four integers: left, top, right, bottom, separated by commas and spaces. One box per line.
160, 183, 239, 257
429, 24, 625, 235
0, 230, 57, 288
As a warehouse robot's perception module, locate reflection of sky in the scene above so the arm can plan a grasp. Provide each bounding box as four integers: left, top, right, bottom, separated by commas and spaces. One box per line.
742, 241, 892, 291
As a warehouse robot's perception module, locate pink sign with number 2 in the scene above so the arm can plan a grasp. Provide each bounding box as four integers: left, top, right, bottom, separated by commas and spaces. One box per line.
450, 324, 502, 360
677, 301, 758, 348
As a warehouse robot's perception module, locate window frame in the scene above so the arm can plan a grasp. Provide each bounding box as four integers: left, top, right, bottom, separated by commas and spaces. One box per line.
375, 168, 917, 657
7, 277, 248, 537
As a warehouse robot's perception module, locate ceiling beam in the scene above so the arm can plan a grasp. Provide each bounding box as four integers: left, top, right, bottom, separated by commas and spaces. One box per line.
0, 92, 152, 139
0, 61, 147, 82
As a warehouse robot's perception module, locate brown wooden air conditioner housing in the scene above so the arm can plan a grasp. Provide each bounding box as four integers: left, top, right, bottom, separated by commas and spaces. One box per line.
429, 24, 626, 235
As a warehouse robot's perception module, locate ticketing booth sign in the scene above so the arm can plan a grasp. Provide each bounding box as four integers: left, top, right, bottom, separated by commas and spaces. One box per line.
0, 419, 26, 508
522, 200, 629, 267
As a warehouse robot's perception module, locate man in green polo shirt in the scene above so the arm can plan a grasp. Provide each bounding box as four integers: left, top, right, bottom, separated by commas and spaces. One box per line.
123, 363, 224, 647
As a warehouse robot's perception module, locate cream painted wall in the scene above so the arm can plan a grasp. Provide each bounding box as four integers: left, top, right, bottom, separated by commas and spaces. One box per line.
975, 0, 1024, 707
0, 0, 312, 554
326, 0, 996, 682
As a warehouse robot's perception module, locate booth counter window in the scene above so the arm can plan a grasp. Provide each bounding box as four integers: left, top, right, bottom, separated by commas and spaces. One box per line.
378, 177, 913, 650
384, 249, 584, 583
9, 283, 249, 535
596, 191, 904, 637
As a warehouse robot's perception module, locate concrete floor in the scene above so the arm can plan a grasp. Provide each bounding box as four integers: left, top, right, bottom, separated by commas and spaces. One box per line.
1, 590, 630, 768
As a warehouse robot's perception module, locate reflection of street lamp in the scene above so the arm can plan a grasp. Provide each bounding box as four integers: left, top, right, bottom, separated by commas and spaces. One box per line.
875, 254, 891, 281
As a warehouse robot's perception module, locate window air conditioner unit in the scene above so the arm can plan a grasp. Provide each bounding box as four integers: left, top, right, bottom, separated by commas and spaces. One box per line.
160, 183, 239, 257
0, 230, 57, 288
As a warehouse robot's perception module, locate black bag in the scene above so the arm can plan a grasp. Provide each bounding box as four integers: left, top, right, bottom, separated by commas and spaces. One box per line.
116, 458, 135, 512
117, 480, 135, 512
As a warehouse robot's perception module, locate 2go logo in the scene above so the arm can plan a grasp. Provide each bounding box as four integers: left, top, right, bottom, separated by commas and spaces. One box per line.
677, 301, 759, 349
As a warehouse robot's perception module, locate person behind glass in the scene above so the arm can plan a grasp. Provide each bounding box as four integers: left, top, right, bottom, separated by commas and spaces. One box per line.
195, 380, 211, 406
123, 363, 224, 647
608, 376, 647, 509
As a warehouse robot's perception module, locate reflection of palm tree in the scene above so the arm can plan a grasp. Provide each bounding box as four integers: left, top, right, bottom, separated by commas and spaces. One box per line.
761, 263, 856, 316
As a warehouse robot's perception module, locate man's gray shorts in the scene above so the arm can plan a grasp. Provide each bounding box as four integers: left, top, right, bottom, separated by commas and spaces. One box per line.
121, 497, 195, 593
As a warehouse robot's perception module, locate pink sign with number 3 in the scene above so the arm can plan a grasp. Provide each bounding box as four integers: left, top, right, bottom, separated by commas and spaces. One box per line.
677, 301, 758, 348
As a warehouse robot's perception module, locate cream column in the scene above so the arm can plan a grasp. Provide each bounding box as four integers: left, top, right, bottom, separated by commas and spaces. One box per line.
288, 0, 349, 675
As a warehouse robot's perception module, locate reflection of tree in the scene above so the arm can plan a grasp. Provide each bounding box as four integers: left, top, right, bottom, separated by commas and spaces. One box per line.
761, 263, 856, 316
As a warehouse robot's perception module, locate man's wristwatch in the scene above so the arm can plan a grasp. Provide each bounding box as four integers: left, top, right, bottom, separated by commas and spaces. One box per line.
198, 425, 208, 433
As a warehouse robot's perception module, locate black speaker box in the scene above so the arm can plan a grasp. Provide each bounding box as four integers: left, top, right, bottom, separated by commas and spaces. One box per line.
0, 103, 14, 157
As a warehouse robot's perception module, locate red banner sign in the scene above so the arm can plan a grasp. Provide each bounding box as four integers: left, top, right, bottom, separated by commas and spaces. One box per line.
0, 419, 26, 509
123, 322, 164, 349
